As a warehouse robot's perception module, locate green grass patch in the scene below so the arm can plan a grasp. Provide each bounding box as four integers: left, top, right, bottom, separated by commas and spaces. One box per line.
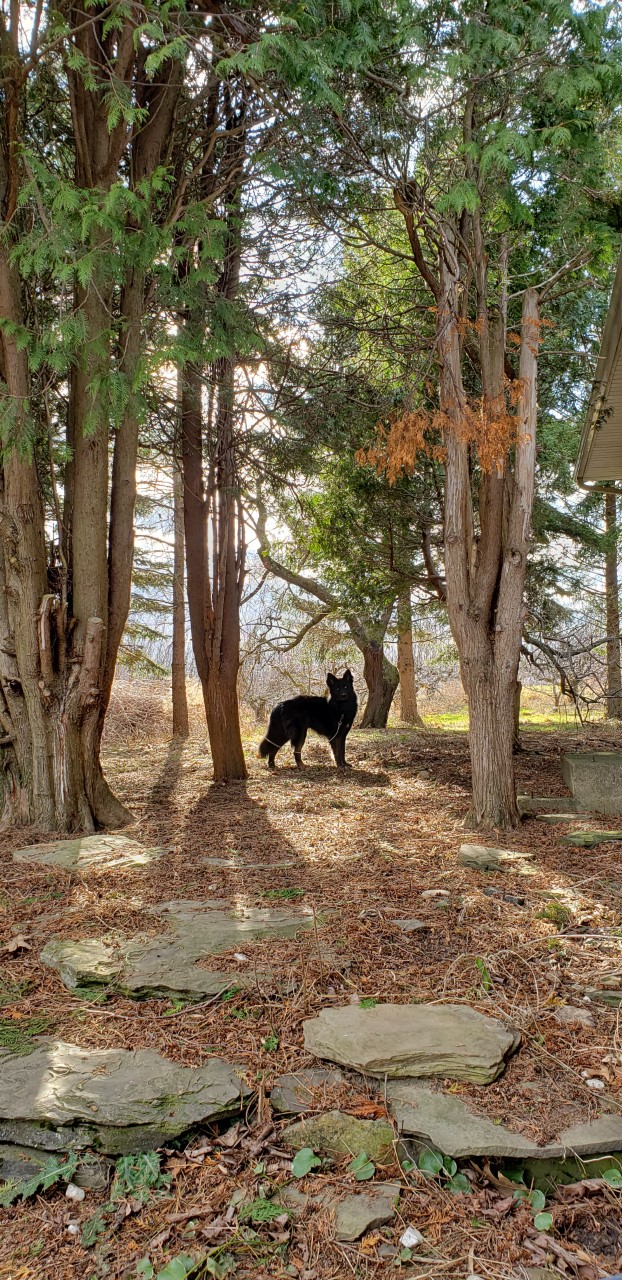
262, 887, 304, 900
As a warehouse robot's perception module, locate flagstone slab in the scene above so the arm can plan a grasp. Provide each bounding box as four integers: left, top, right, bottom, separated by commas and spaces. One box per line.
41, 900, 322, 1000
561, 830, 622, 848
536, 814, 591, 824
518, 796, 579, 815
557, 1114, 622, 1155
0, 1143, 111, 1190
0, 1040, 250, 1154
303, 1003, 520, 1084
459, 844, 536, 872
386, 1081, 622, 1160
42, 939, 124, 988
149, 900, 319, 948
12, 834, 167, 871
387, 1083, 541, 1158
584, 986, 622, 1006
40, 936, 247, 999
333, 1184, 400, 1241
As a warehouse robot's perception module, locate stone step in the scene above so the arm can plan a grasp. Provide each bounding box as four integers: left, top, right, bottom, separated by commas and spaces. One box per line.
386, 1080, 622, 1161
561, 829, 622, 848
12, 833, 167, 870
518, 795, 579, 815
0, 1040, 250, 1155
42, 899, 326, 1001
303, 1002, 520, 1084
459, 844, 536, 872
281, 1109, 394, 1160
536, 813, 591, 824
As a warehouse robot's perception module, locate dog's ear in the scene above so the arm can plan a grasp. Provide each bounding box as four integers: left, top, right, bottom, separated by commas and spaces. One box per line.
343, 669, 352, 681
326, 673, 336, 690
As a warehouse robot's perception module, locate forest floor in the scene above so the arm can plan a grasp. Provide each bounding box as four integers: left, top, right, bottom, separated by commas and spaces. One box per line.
1, 722, 622, 1280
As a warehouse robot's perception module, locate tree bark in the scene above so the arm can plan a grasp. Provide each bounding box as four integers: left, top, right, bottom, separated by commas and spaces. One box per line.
181, 356, 248, 780
433, 250, 537, 827
180, 153, 248, 781
392, 96, 547, 830
467, 664, 518, 826
360, 644, 399, 728
397, 591, 424, 726
463, 291, 538, 827
605, 490, 622, 720
172, 429, 189, 739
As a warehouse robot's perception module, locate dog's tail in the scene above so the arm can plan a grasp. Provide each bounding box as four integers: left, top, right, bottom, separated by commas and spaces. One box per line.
258, 709, 284, 758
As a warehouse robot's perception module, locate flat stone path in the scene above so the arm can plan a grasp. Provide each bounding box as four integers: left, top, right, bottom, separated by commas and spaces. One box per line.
0, 1040, 249, 1154
303, 1003, 520, 1084
13, 833, 167, 870
387, 1081, 622, 1159
459, 844, 536, 872
42, 899, 325, 1000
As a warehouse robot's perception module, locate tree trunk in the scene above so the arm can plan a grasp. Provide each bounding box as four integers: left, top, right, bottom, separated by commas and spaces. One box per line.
180, 110, 248, 783
437, 269, 538, 828
181, 348, 247, 781
204, 663, 247, 780
397, 591, 424, 726
360, 644, 399, 728
605, 490, 622, 720
69, 259, 130, 830
467, 664, 518, 828
0, 246, 130, 831
172, 422, 189, 739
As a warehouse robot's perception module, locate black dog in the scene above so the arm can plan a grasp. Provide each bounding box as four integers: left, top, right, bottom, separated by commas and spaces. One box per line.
259, 670, 357, 770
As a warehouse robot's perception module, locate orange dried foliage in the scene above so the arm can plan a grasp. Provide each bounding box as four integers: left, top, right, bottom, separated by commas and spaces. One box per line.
357, 380, 526, 480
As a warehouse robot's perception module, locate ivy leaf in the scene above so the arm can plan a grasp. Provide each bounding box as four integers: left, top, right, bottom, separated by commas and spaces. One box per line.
291, 1147, 321, 1178
154, 1258, 197, 1279
529, 1189, 547, 1212
446, 1174, 472, 1195
533, 1211, 553, 1232
348, 1151, 376, 1181
418, 1149, 444, 1175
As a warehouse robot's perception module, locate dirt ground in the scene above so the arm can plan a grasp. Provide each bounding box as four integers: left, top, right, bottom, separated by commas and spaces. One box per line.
1, 724, 622, 1280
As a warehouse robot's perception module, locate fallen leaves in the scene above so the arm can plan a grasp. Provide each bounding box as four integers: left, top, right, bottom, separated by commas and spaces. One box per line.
2, 726, 622, 1280
1, 934, 32, 955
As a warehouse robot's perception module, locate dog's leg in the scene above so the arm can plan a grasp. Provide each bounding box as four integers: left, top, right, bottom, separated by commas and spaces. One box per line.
337, 734, 352, 769
292, 726, 307, 769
